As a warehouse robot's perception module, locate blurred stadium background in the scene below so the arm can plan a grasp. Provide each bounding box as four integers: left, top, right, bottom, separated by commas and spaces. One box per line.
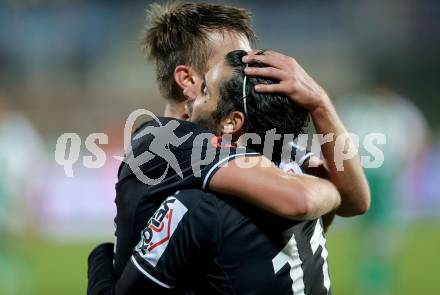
0, 0, 439, 294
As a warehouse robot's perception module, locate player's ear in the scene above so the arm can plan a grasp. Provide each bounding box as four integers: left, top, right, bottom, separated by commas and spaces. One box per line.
174, 65, 199, 100
221, 111, 245, 135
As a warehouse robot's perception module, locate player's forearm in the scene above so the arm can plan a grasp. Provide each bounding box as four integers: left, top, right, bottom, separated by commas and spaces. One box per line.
210, 157, 340, 220
87, 243, 117, 295
295, 174, 341, 220
310, 100, 370, 216
232, 173, 340, 220
254, 173, 342, 220
241, 50, 369, 216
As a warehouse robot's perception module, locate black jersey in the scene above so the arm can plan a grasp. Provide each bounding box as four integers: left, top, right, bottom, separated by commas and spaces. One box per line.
88, 116, 324, 295
124, 189, 331, 295
113, 117, 259, 276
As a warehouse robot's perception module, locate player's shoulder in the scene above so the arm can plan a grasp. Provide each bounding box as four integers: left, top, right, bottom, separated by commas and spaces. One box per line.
146, 190, 221, 240
172, 189, 221, 210
130, 117, 214, 156
173, 189, 265, 218
134, 117, 213, 138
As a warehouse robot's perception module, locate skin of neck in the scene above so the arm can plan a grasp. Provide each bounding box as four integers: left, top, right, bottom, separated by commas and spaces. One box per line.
164, 101, 188, 120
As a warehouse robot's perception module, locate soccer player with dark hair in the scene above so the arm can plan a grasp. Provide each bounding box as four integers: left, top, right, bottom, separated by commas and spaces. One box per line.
110, 1, 367, 281
88, 2, 370, 294
91, 50, 341, 295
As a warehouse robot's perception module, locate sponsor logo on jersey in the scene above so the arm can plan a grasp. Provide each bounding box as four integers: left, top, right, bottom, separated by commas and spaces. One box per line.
136, 194, 188, 267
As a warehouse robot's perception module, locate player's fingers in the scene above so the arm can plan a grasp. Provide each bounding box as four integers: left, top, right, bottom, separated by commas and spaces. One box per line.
244, 66, 286, 80
242, 52, 285, 69
264, 50, 300, 67
258, 50, 288, 60
254, 83, 287, 93
246, 49, 267, 55
242, 51, 265, 63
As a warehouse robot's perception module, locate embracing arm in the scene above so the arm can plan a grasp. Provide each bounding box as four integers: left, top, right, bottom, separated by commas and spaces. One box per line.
308, 103, 370, 216
88, 243, 174, 295
242, 50, 370, 217
209, 155, 341, 220
88, 193, 219, 295
87, 243, 116, 295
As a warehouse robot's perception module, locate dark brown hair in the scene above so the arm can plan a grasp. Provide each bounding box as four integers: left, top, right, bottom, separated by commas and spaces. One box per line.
142, 1, 256, 101
215, 50, 309, 163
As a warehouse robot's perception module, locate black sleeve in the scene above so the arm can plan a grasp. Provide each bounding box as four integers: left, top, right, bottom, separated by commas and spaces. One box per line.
87, 243, 183, 295
113, 261, 180, 295
129, 190, 220, 289
116, 117, 260, 195
87, 243, 116, 295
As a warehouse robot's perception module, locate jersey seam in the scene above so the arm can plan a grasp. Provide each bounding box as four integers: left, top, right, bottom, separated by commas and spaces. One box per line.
131, 255, 175, 288
213, 260, 237, 295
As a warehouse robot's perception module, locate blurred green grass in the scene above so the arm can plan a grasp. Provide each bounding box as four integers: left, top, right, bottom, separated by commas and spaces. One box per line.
327, 222, 439, 295
1, 222, 438, 295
